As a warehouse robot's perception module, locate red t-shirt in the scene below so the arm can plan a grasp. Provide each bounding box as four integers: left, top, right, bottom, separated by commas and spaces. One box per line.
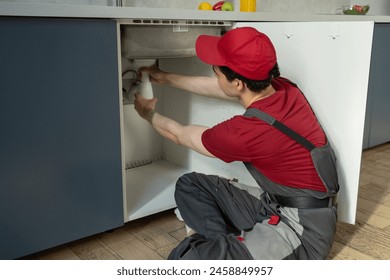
201, 78, 327, 192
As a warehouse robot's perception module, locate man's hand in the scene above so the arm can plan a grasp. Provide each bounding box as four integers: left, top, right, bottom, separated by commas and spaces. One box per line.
139, 64, 167, 85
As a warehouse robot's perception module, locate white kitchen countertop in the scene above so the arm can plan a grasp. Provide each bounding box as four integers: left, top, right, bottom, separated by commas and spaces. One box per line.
1, 2, 390, 23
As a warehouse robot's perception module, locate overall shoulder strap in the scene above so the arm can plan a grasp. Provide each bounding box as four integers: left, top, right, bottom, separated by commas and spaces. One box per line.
243, 108, 316, 151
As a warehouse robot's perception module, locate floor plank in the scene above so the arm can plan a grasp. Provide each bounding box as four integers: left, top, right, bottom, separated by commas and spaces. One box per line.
329, 241, 375, 260
97, 228, 164, 260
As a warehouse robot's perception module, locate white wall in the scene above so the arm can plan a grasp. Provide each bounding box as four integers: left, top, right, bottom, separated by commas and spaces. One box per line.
122, 1, 390, 15
257, 0, 349, 14
4, 0, 389, 15
123, 0, 349, 14
0, 0, 115, 5
0, 0, 350, 14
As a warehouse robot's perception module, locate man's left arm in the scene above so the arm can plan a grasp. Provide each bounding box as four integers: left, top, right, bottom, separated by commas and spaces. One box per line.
134, 93, 215, 158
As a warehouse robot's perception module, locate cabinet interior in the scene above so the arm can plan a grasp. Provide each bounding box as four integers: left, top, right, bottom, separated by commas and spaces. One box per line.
121, 57, 257, 222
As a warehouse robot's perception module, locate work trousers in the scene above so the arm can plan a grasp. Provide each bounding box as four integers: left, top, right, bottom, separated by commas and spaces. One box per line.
170, 172, 337, 260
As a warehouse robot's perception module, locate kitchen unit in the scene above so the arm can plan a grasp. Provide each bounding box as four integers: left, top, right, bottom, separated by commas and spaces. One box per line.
119, 21, 228, 221
363, 23, 390, 149
0, 17, 124, 260
1, 2, 389, 259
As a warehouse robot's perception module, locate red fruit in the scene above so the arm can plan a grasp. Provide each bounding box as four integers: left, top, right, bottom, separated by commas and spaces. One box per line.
353, 5, 363, 13
213, 1, 225, 11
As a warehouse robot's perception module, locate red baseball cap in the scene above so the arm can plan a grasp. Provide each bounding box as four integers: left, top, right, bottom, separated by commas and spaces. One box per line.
195, 27, 277, 80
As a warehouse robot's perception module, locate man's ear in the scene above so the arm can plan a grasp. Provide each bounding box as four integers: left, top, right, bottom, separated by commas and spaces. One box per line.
234, 78, 245, 91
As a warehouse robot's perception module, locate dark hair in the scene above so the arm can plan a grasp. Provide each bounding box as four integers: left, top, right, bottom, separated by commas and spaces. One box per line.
218, 63, 280, 92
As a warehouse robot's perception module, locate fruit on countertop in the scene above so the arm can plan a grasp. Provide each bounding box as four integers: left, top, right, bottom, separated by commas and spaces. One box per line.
343, 4, 370, 15
213, 1, 225, 11
221, 2, 234, 11
198, 2, 213, 10
199, 1, 234, 11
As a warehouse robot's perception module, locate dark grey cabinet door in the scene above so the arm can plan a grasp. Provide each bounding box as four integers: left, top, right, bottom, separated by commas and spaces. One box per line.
363, 23, 390, 149
0, 17, 123, 259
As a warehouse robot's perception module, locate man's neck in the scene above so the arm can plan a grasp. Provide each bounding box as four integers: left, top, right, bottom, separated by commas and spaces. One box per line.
242, 85, 276, 108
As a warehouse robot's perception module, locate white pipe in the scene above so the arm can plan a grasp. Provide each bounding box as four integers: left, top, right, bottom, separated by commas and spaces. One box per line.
133, 59, 156, 99
123, 58, 161, 168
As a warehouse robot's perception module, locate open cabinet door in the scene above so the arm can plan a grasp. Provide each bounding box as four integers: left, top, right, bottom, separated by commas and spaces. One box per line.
235, 22, 374, 224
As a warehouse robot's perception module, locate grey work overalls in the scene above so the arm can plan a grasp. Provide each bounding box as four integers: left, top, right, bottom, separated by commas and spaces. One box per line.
168, 106, 339, 260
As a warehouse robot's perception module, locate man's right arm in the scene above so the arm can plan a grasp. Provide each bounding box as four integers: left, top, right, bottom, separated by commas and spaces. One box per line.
140, 65, 237, 102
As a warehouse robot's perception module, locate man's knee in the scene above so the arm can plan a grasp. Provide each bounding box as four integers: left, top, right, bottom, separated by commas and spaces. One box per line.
176, 172, 198, 191
175, 172, 199, 204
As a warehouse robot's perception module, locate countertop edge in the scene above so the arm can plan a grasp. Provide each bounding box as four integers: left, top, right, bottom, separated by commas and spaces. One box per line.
1, 2, 390, 23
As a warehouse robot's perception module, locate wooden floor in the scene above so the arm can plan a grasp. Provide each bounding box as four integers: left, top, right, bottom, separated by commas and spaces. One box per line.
23, 143, 390, 260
